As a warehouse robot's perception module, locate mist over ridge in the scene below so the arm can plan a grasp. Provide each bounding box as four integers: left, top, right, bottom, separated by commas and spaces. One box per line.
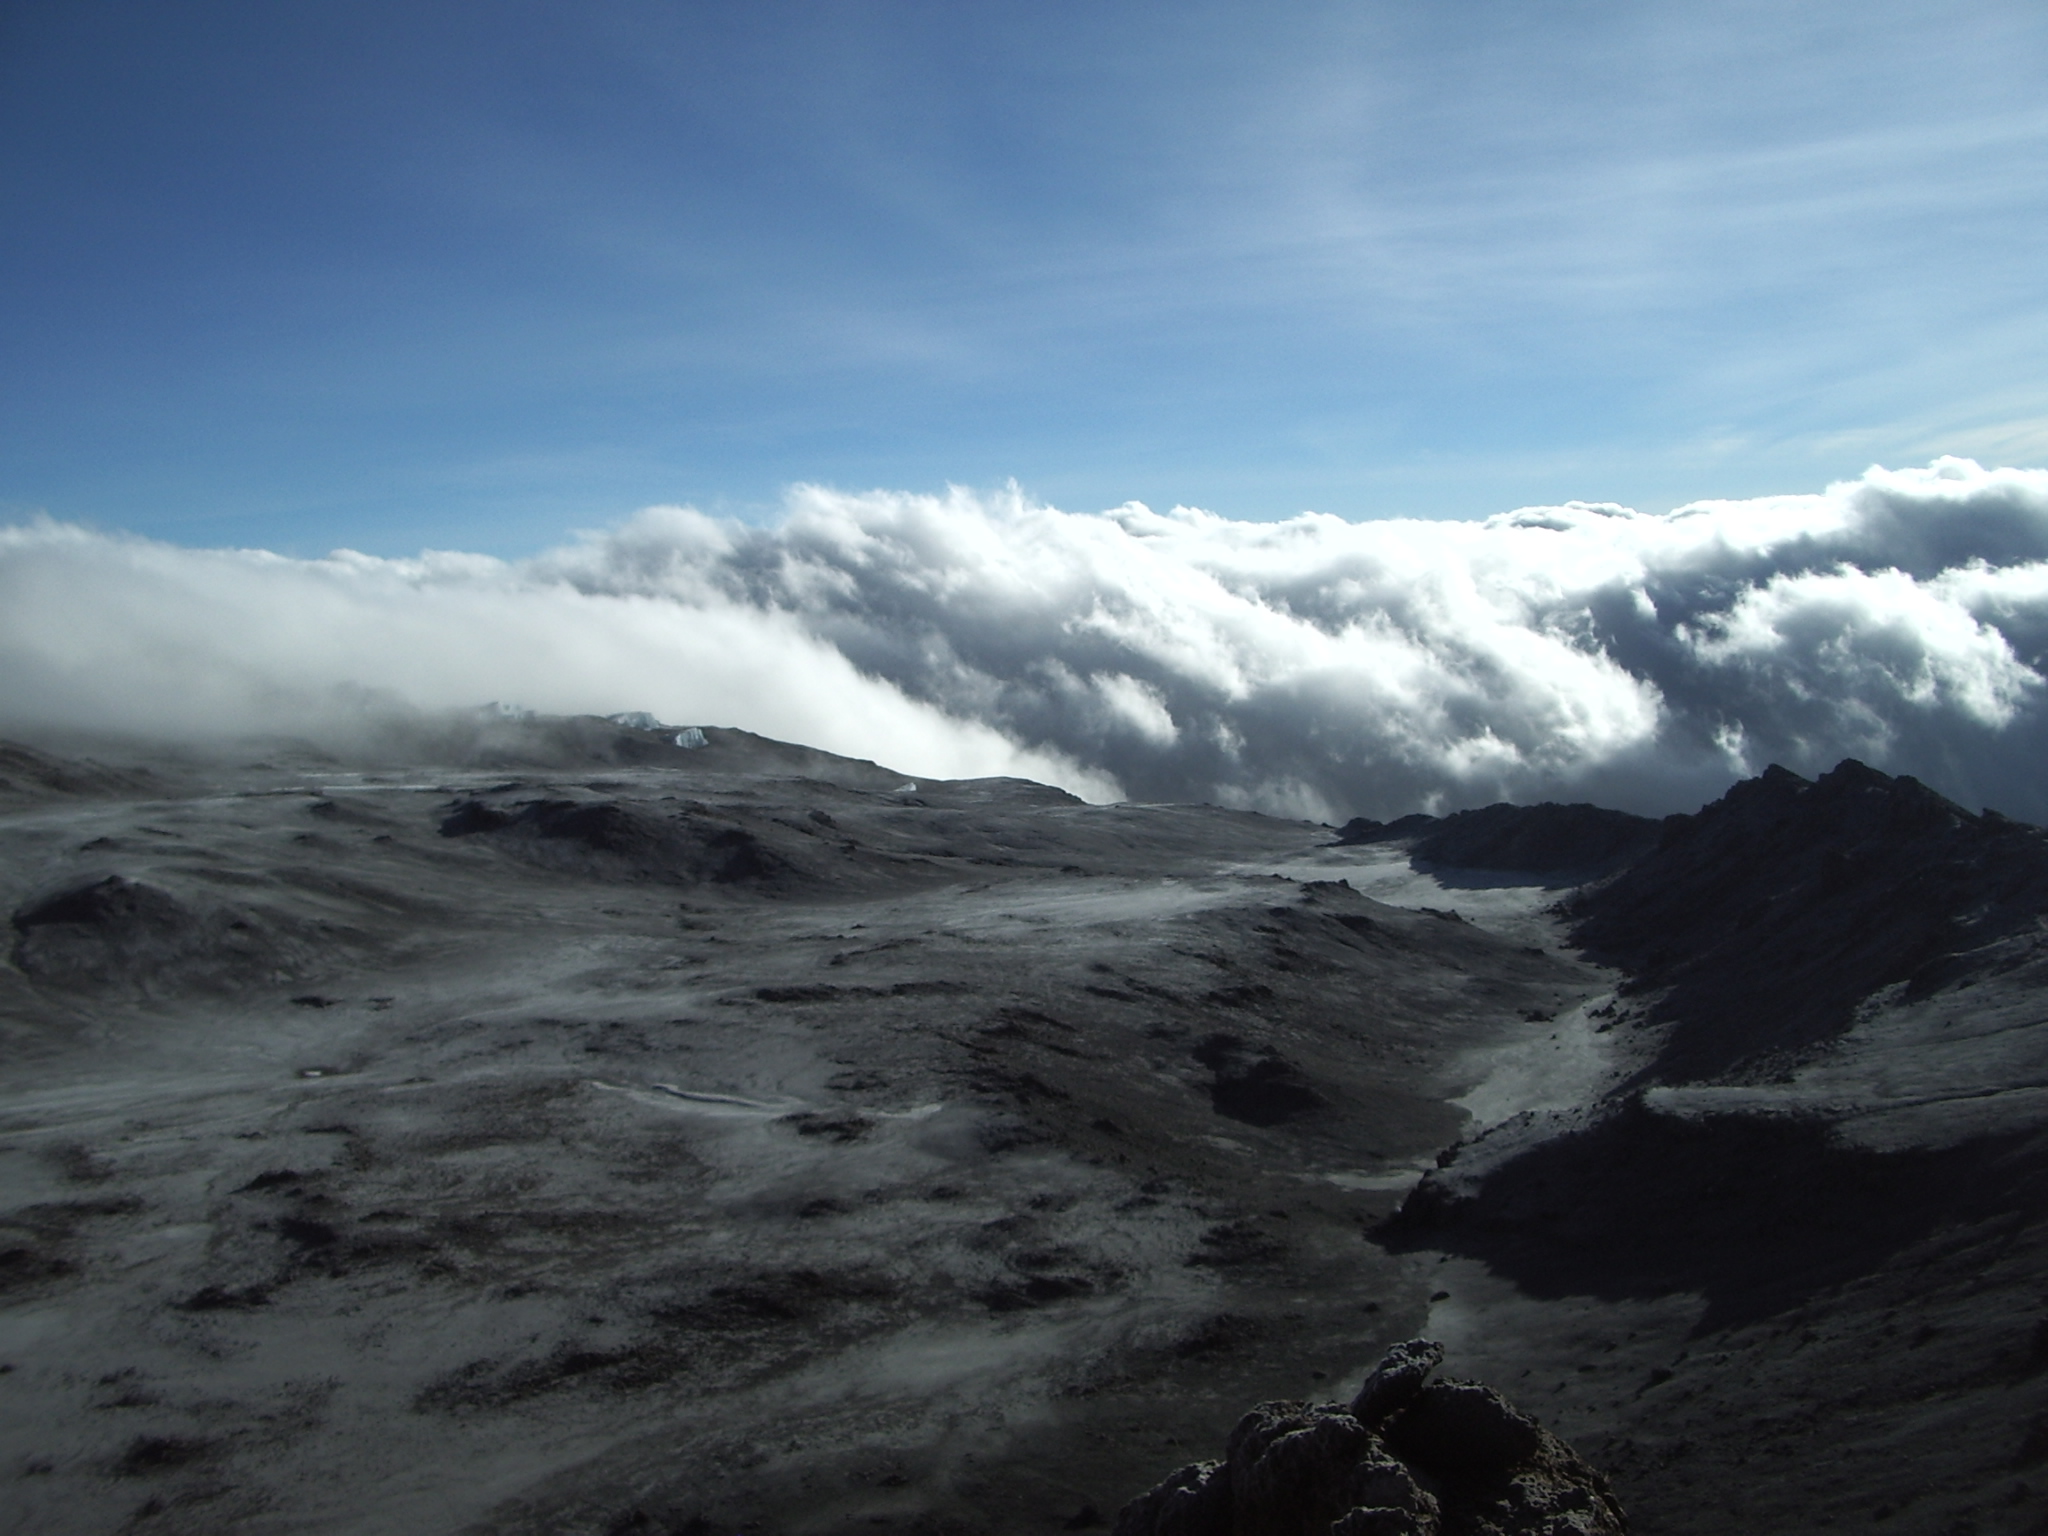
7, 456, 2048, 823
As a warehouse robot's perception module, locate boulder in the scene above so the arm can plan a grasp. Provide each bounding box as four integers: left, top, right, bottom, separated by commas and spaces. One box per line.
1349, 1338, 1443, 1427
1114, 1341, 1625, 1536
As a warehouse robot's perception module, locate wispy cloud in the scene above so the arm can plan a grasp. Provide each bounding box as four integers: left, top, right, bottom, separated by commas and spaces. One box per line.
6, 4, 2047, 537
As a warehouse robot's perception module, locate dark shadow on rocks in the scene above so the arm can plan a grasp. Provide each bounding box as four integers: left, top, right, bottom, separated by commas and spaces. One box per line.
10, 875, 289, 993
1332, 813, 1440, 847
1378, 1099, 2048, 1333
1565, 759, 2048, 1085
1410, 805, 1658, 884
1332, 804, 1659, 887
438, 797, 796, 887
1193, 1034, 1328, 1127
1114, 1338, 1625, 1536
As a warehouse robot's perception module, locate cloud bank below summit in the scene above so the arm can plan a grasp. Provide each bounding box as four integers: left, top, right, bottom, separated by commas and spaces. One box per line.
6, 458, 2048, 823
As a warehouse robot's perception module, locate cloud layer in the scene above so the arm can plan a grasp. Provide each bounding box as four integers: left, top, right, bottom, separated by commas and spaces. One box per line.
8, 458, 2048, 822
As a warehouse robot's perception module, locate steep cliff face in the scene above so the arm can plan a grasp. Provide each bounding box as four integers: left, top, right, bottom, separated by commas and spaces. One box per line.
1114, 1340, 1626, 1536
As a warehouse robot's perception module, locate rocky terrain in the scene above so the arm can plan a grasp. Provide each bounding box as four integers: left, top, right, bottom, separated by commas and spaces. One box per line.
4, 720, 2046, 1534
1115, 1338, 1625, 1536
1383, 761, 2048, 1534
1330, 806, 1660, 887
0, 717, 1609, 1536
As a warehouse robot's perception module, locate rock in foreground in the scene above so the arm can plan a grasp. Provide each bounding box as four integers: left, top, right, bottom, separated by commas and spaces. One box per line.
1115, 1340, 1625, 1536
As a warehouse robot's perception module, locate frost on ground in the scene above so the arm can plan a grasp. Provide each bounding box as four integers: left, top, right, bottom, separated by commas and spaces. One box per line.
0, 720, 1600, 1536
9, 724, 2046, 1536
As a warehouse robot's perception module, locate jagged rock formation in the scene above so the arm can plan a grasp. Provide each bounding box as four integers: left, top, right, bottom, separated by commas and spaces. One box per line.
1332, 812, 1441, 847
1114, 1340, 1626, 1536
1332, 803, 1659, 883
1565, 757, 2048, 1083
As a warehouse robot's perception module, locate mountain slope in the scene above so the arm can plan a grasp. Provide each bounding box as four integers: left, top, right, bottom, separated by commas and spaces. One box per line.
1381, 760, 2048, 1535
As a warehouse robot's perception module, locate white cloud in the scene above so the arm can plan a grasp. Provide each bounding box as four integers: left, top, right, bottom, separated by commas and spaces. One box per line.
6, 457, 2048, 821
0, 515, 1117, 800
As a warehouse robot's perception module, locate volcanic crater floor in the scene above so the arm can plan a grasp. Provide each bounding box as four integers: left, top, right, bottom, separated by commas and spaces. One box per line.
0, 727, 1614, 1536
20, 728, 2048, 1534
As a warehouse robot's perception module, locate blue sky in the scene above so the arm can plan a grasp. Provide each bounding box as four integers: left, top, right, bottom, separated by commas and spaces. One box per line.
3, 0, 2046, 557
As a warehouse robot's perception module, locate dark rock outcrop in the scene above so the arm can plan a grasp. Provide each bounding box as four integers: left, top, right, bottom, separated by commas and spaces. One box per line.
438, 796, 792, 886
1192, 1033, 1328, 1126
10, 875, 290, 993
1565, 758, 2048, 1083
1377, 1096, 2048, 1332
1114, 1340, 1625, 1536
1331, 814, 1439, 848
1350, 1339, 1444, 1426
1333, 804, 1658, 883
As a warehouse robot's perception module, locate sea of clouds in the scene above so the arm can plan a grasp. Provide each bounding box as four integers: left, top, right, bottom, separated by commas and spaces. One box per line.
5, 457, 2048, 823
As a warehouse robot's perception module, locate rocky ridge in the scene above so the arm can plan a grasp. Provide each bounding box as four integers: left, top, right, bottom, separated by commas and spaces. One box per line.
1331, 804, 1659, 884
1371, 761, 2048, 1532
1564, 757, 2048, 1084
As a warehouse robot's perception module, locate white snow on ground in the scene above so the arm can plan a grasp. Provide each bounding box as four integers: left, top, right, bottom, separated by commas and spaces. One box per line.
1223, 842, 1566, 949
1646, 976, 2048, 1152
1452, 993, 1624, 1132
